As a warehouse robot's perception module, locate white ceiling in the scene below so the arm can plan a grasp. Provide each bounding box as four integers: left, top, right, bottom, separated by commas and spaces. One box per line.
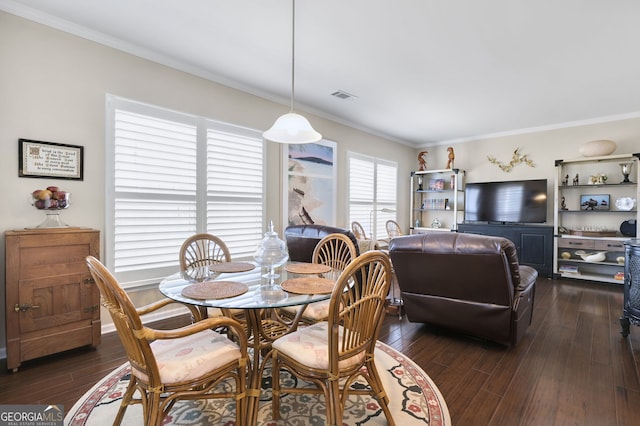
3, 0, 640, 147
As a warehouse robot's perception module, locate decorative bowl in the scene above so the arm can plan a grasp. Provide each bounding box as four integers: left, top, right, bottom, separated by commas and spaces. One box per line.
578, 139, 616, 157
31, 187, 70, 210
574, 250, 606, 262
615, 197, 636, 211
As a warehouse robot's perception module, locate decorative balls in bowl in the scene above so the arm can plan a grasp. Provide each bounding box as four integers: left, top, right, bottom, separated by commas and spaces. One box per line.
31, 186, 70, 210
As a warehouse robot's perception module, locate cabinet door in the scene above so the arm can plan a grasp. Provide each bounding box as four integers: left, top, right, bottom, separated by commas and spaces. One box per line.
17, 272, 99, 333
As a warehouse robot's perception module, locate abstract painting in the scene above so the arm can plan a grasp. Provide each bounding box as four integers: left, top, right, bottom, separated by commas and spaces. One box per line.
284, 140, 337, 227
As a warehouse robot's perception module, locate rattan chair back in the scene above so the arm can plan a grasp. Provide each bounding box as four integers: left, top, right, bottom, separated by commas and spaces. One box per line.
328, 250, 391, 361
271, 250, 395, 425
179, 233, 231, 280
86, 256, 248, 426
386, 219, 402, 238
312, 233, 358, 279
351, 221, 367, 240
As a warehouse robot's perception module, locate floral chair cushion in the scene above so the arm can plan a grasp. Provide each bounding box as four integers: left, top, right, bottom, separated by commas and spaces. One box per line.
280, 299, 330, 321
272, 322, 365, 370
133, 329, 241, 384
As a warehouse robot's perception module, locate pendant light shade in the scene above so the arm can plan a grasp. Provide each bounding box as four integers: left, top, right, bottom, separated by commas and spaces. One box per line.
263, 112, 321, 144
263, 0, 321, 144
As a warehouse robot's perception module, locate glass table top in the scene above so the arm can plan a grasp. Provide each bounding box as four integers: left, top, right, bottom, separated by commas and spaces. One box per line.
158, 264, 334, 309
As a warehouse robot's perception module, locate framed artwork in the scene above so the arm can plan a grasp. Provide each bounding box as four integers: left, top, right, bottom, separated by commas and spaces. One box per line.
19, 139, 84, 180
580, 194, 610, 211
428, 179, 445, 191
283, 140, 337, 227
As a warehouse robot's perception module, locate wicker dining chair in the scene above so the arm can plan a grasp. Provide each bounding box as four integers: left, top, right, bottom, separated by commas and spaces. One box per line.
351, 220, 367, 240
85, 256, 248, 426
271, 250, 395, 426
385, 219, 402, 238
179, 233, 244, 322
281, 233, 358, 324
179, 233, 232, 279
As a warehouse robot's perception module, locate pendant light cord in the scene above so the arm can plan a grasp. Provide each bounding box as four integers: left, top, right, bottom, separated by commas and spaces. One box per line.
290, 0, 295, 112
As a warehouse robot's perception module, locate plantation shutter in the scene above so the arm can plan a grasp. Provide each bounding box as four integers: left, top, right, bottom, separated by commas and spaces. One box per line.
106, 96, 264, 286
348, 153, 397, 241
206, 124, 264, 259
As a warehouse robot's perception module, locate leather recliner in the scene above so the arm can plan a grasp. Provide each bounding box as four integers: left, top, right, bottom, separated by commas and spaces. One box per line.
284, 224, 360, 262
388, 232, 537, 347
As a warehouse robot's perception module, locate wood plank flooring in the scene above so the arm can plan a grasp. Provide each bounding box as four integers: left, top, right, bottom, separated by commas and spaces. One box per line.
2, 276, 640, 425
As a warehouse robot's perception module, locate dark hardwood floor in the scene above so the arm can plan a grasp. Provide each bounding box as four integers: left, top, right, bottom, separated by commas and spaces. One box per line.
2, 276, 640, 425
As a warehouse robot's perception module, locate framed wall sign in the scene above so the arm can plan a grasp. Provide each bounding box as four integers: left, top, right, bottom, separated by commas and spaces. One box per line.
283, 139, 337, 228
19, 139, 84, 180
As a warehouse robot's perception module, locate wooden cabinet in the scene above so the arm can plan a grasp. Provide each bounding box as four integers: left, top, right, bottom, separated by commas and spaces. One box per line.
5, 228, 101, 371
410, 168, 465, 233
457, 223, 554, 278
554, 153, 639, 283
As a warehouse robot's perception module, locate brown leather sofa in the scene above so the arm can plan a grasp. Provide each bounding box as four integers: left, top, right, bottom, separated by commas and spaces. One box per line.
284, 224, 360, 262
388, 232, 537, 347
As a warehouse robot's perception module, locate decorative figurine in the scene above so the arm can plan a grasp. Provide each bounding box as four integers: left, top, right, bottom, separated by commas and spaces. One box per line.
561, 196, 568, 210
572, 173, 579, 185
446, 147, 455, 169
562, 174, 569, 186
418, 151, 428, 171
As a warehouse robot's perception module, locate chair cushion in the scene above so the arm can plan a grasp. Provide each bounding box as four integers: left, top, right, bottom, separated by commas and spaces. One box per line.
135, 329, 241, 384
272, 322, 364, 370
280, 299, 330, 321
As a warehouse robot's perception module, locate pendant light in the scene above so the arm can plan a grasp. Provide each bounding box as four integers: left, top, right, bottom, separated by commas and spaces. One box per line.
263, 0, 321, 144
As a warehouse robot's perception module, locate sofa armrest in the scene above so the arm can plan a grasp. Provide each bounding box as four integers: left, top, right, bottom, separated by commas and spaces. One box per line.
516, 265, 538, 292
513, 264, 537, 311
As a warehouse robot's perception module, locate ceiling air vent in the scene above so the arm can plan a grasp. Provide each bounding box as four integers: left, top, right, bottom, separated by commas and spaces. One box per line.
331, 90, 358, 101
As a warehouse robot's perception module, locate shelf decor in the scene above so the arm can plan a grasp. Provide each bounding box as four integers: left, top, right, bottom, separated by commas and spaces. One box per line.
487, 147, 534, 172
554, 152, 639, 284
410, 168, 464, 233
578, 139, 616, 157
580, 194, 610, 211
620, 162, 634, 183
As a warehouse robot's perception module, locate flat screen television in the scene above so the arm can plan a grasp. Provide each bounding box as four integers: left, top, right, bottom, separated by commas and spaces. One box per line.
464, 179, 548, 224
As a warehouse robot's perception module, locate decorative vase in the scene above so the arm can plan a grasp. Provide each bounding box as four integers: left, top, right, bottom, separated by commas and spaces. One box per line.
253, 220, 289, 281
620, 162, 634, 183
578, 139, 616, 157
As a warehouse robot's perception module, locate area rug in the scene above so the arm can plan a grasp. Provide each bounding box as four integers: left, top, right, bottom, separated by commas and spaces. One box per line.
65, 341, 450, 425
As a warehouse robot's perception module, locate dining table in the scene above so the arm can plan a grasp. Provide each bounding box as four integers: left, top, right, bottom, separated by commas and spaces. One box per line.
158, 261, 335, 425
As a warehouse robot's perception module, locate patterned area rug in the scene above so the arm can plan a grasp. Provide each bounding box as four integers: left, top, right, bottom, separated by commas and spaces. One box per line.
65, 341, 450, 425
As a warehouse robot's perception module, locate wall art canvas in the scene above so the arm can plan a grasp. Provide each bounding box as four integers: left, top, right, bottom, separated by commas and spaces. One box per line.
284, 140, 337, 227
580, 194, 610, 211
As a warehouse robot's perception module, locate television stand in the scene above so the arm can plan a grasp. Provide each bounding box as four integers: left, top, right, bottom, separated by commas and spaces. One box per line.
457, 223, 554, 277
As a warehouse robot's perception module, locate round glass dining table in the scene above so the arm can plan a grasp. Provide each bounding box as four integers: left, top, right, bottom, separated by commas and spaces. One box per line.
158, 264, 334, 425
158, 266, 333, 310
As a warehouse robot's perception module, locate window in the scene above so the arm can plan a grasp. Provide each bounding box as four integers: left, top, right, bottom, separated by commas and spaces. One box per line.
348, 152, 397, 241
106, 95, 264, 286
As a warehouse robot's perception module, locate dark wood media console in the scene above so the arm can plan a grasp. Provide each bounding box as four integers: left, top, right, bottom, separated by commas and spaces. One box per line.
457, 223, 554, 278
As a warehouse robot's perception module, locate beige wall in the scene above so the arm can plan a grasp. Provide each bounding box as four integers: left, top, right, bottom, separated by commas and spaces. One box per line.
426, 120, 640, 221
0, 12, 416, 352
